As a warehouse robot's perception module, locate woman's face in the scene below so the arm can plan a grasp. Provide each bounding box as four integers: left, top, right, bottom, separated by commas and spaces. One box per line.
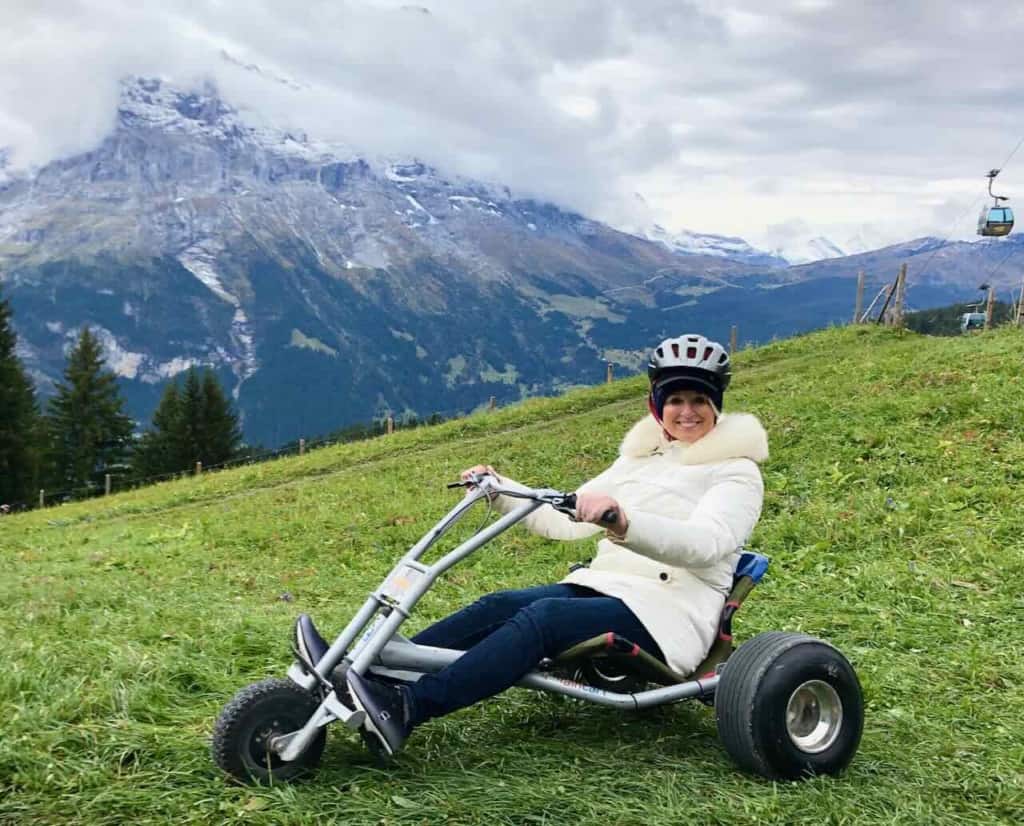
661, 389, 717, 443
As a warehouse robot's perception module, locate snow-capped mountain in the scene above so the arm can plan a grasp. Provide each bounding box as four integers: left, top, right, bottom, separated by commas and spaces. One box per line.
646, 222, 893, 268
767, 236, 847, 265
0, 76, 763, 445
643, 224, 788, 268
758, 222, 899, 265
1, 76, 1015, 446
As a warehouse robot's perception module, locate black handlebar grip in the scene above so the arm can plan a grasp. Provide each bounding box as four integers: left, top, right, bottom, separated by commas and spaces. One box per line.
563, 494, 618, 526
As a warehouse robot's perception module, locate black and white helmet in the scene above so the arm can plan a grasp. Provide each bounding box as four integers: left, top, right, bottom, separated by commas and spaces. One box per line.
645, 334, 732, 418
647, 334, 732, 390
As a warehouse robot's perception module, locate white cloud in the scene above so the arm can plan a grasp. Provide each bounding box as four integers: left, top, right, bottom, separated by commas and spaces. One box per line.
2, 0, 1023, 250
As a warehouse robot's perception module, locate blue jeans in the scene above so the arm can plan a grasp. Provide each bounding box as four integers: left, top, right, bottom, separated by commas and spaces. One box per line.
404, 584, 664, 725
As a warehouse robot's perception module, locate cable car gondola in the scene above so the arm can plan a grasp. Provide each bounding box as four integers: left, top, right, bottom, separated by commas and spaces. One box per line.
977, 168, 1014, 237
960, 311, 986, 333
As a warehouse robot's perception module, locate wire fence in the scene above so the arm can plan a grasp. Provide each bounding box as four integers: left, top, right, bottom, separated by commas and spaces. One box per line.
908, 130, 1024, 289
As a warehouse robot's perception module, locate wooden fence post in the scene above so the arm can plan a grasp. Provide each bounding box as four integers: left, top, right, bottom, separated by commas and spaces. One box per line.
892, 263, 907, 328
488, 396, 496, 411
729, 325, 738, 353
39, 489, 44, 508
105, 474, 111, 496
386, 416, 394, 435
195, 461, 202, 475
853, 270, 865, 323
985, 285, 996, 329
299, 438, 306, 455
606, 363, 613, 384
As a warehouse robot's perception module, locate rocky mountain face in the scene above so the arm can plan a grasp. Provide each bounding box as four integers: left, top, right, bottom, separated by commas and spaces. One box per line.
0, 78, 1015, 446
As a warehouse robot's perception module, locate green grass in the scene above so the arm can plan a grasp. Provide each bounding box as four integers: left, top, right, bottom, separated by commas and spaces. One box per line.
2, 325, 1023, 825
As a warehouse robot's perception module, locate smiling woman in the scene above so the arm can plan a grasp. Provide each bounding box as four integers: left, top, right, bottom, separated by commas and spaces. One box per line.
341, 332, 770, 759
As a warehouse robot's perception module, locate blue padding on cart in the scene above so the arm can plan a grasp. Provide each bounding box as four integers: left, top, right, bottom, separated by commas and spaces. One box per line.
735, 551, 770, 584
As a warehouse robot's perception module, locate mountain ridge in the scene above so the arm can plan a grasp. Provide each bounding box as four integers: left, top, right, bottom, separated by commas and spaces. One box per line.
1, 76, 1018, 445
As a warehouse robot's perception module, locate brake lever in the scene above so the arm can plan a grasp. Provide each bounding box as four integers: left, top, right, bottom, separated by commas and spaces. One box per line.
549, 493, 577, 513
448, 472, 495, 491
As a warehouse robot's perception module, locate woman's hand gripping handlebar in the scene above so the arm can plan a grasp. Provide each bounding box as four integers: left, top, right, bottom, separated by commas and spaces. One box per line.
450, 467, 627, 536
562, 492, 627, 536
447, 466, 502, 501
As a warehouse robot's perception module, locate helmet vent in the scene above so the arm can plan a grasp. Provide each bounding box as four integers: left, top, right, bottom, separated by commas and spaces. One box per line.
647, 333, 732, 394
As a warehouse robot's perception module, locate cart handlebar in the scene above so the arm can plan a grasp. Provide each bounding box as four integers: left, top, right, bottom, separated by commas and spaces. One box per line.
448, 474, 618, 526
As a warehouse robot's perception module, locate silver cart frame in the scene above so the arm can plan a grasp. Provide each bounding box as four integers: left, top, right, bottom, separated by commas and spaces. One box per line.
272, 476, 718, 762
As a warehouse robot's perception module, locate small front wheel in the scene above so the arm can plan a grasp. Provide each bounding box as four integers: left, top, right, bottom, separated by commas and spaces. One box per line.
715, 631, 863, 780
212, 678, 326, 784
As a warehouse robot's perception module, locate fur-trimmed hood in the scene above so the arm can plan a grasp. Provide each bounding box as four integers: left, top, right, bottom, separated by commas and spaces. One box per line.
620, 412, 769, 465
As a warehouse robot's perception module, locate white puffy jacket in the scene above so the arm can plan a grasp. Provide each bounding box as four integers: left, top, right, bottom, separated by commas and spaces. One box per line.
494, 412, 768, 676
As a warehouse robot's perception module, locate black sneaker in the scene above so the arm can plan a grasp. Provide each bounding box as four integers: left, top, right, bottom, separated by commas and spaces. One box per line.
347, 670, 413, 756
294, 614, 329, 668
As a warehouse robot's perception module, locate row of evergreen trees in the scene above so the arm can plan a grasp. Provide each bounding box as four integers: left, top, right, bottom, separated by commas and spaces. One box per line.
0, 287, 242, 508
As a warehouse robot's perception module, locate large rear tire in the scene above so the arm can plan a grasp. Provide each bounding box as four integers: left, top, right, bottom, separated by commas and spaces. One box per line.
212, 678, 326, 785
715, 631, 863, 780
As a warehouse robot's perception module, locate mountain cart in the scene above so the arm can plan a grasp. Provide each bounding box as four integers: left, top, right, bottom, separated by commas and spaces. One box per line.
212, 474, 864, 784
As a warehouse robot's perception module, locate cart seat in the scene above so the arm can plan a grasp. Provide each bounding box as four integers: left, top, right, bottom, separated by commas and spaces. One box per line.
552, 551, 770, 686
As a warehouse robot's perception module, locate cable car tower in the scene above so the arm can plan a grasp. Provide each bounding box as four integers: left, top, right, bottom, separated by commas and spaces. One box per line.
977, 169, 1014, 237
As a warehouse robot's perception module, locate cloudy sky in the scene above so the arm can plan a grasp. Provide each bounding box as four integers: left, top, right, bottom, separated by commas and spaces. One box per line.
3, 0, 1023, 254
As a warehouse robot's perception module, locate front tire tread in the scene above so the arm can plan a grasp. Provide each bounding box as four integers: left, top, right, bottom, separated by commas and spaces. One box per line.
212, 677, 326, 785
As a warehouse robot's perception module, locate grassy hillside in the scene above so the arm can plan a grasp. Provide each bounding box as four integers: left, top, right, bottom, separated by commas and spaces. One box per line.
2, 325, 1022, 825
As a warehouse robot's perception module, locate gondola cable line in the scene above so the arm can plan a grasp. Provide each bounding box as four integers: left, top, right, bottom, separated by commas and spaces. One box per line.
903, 131, 1023, 289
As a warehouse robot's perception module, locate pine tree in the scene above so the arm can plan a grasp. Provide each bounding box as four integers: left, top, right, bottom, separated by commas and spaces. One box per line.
179, 367, 205, 466
133, 368, 241, 478
0, 288, 40, 506
133, 381, 185, 479
199, 369, 242, 466
45, 327, 135, 493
